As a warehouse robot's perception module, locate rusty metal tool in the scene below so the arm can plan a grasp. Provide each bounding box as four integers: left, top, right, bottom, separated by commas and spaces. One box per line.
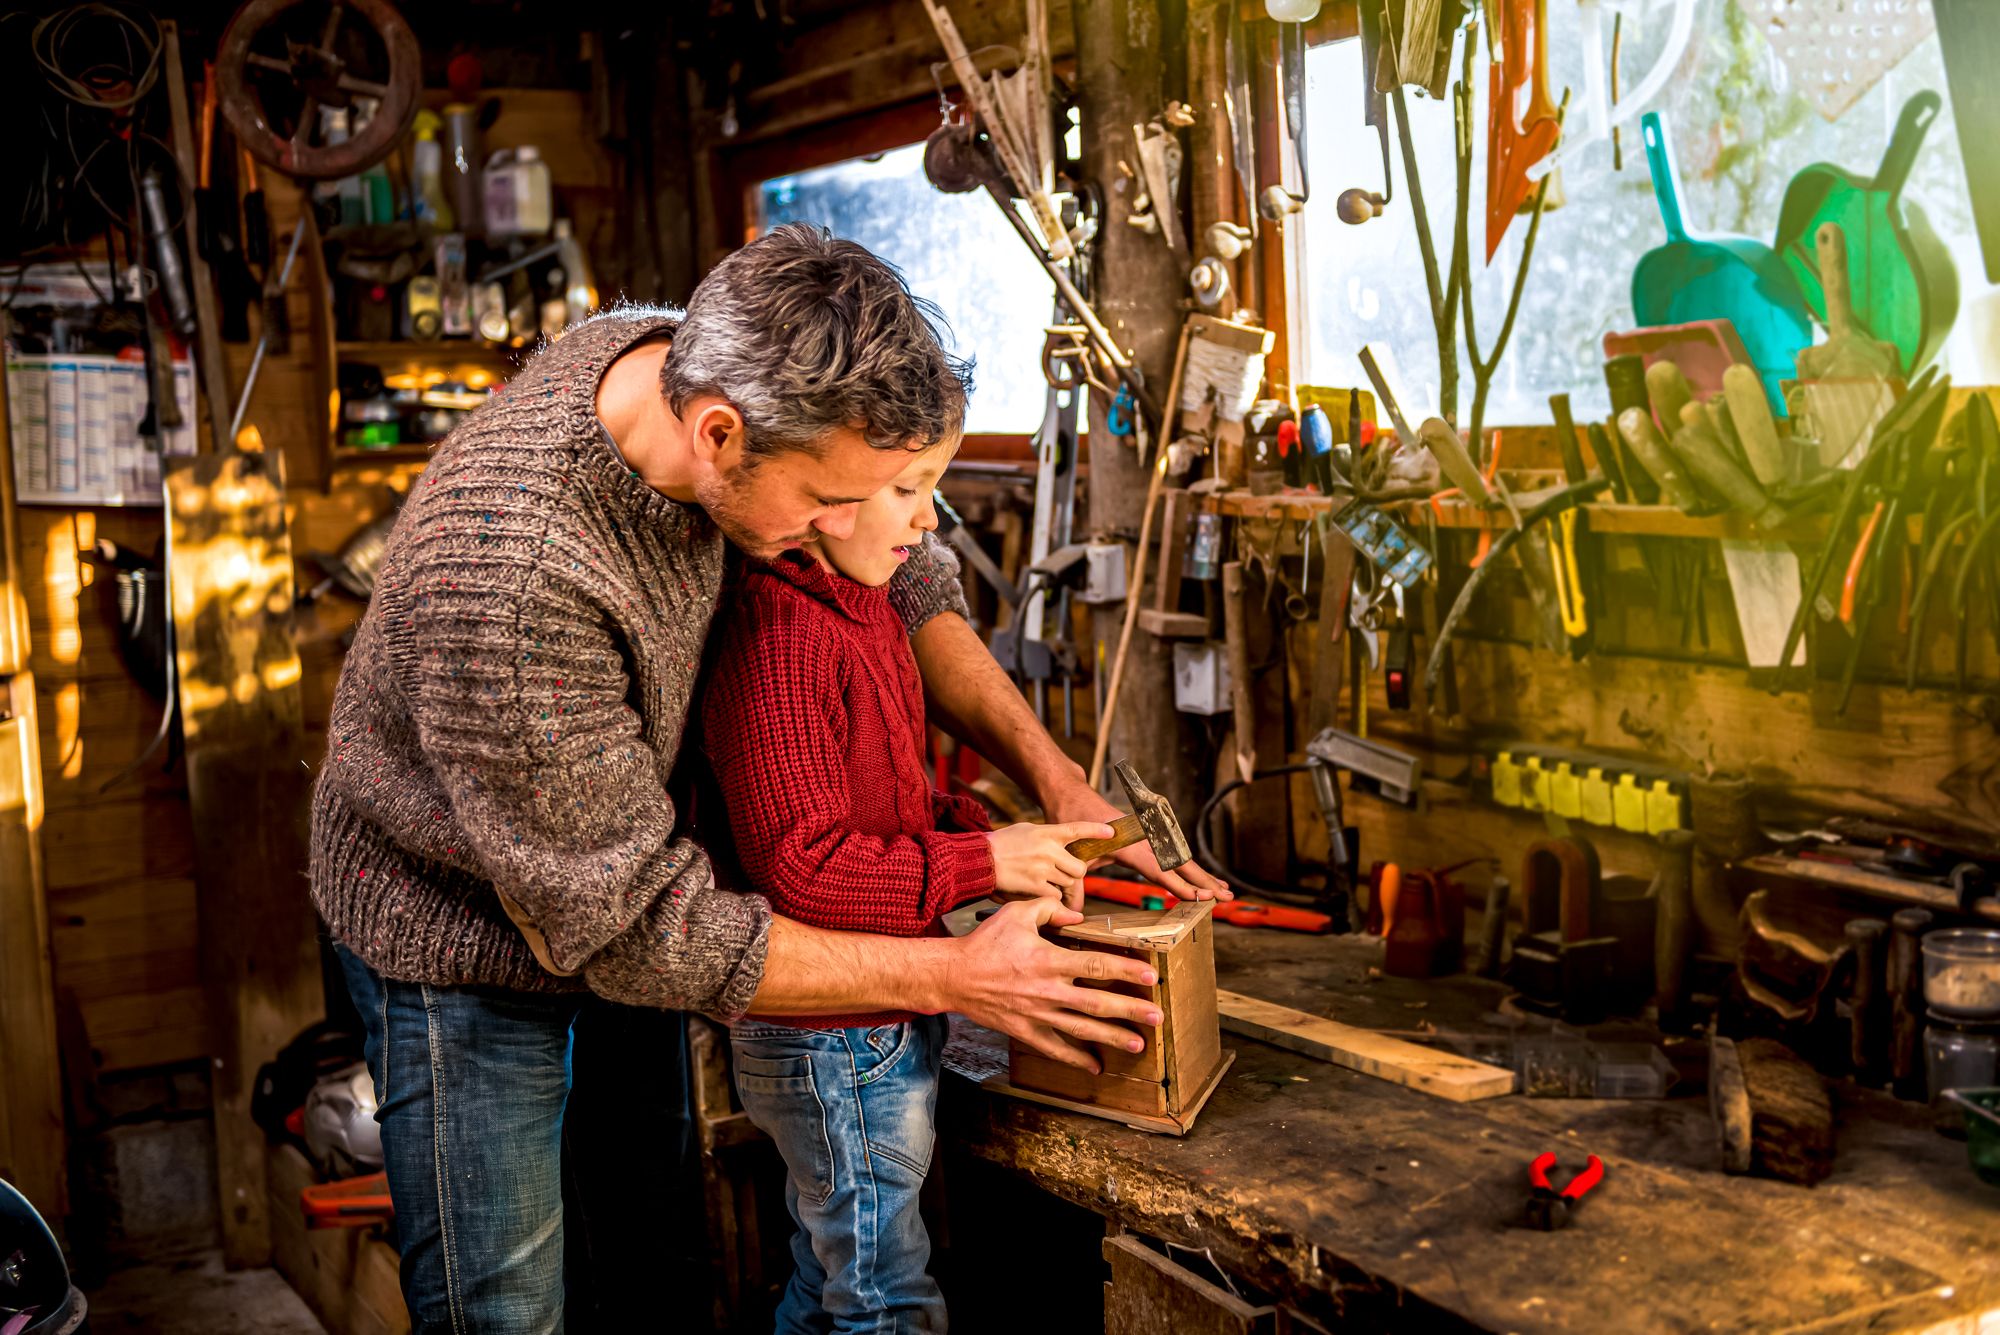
1067, 760, 1192, 871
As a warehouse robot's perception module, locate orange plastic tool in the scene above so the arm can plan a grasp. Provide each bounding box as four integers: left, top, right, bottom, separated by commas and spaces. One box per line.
1486, 0, 1562, 262
1841, 500, 1887, 626
1081, 878, 1334, 934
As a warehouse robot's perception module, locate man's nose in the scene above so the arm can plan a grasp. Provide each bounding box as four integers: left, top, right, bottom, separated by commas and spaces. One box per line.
812, 503, 861, 541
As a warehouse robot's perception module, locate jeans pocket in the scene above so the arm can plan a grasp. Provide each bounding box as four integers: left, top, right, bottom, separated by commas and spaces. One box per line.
853, 1022, 915, 1086
732, 1051, 836, 1204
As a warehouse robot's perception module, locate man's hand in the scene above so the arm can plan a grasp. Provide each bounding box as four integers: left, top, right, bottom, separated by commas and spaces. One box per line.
942, 899, 1161, 1071
1041, 778, 1233, 901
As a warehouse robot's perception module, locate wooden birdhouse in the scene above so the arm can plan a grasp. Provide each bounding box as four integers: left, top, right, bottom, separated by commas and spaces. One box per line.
995, 900, 1234, 1135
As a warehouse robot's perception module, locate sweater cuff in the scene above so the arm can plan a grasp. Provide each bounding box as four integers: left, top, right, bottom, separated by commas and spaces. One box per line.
582, 874, 773, 1020
935, 830, 999, 910
888, 532, 970, 632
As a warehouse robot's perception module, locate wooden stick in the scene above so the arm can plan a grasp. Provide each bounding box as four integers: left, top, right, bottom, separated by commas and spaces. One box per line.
1088, 443, 1173, 789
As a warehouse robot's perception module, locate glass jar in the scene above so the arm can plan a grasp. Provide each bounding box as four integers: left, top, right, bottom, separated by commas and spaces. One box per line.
1926, 1015, 2000, 1112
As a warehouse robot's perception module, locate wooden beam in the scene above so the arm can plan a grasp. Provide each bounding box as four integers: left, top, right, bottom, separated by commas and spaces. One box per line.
1075, 0, 1198, 818
162, 22, 235, 449
1215, 989, 1515, 1100
0, 314, 67, 1221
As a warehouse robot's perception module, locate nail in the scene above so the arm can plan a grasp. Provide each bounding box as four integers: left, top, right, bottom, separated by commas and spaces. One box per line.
1128, 1038, 1144, 1052
1146, 1010, 1162, 1025
1142, 970, 1158, 984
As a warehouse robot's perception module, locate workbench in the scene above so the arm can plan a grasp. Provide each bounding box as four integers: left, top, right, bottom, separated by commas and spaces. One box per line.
939, 912, 2000, 1333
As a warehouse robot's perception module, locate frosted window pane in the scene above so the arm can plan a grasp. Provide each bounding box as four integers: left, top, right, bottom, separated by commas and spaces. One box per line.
759, 143, 1058, 433
1299, 0, 1981, 426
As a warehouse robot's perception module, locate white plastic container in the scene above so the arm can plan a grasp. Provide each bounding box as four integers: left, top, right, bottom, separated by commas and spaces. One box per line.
482, 147, 553, 239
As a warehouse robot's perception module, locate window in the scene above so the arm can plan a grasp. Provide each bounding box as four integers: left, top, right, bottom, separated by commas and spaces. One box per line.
1294, 0, 1982, 424
757, 142, 1059, 434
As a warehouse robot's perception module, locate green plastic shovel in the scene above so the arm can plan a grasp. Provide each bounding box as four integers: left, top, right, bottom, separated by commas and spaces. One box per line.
1773, 90, 1959, 376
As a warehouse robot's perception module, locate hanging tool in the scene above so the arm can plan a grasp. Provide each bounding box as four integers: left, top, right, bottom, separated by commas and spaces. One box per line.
919, 0, 1071, 261
1260, 21, 1311, 220
1632, 110, 1813, 417
1775, 91, 1957, 376
1549, 506, 1589, 650
1529, 0, 1695, 185
1344, 0, 1395, 225
1224, 11, 1260, 238
1522, 1153, 1606, 1230
1485, 0, 1561, 261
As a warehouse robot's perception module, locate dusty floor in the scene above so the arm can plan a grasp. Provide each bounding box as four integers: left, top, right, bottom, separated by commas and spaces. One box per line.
83, 1248, 323, 1334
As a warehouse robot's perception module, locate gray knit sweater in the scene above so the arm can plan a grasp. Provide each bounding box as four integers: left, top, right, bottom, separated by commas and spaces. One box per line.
309, 309, 970, 1017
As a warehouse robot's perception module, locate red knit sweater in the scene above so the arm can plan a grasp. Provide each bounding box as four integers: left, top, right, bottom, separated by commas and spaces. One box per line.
701, 550, 996, 1028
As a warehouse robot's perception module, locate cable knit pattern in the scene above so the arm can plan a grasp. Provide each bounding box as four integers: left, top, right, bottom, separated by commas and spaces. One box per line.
309, 308, 971, 1018
702, 551, 996, 1029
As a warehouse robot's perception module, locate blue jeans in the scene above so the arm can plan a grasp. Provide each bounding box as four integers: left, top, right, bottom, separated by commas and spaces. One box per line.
336, 945, 695, 1335
731, 1017, 949, 1335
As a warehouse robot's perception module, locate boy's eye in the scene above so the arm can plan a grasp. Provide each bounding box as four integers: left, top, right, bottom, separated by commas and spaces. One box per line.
895, 487, 917, 498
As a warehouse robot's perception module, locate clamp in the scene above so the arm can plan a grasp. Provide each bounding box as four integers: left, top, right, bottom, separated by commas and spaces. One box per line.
1523, 1152, 1605, 1230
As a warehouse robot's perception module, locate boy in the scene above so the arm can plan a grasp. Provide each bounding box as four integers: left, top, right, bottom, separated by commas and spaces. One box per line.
700, 438, 1112, 1333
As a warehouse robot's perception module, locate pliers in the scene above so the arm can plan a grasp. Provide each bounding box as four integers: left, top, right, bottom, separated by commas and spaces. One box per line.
1523, 1152, 1605, 1230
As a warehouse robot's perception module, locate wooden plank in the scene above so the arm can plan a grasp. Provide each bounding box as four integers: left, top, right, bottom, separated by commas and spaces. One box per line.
40, 796, 194, 890
1102, 1234, 1277, 1335
163, 22, 232, 447
1164, 917, 1222, 1113
1215, 990, 1514, 1101
1138, 608, 1209, 639
0, 311, 66, 1219
1008, 1050, 1170, 1115
169, 449, 322, 1267
74, 986, 210, 1075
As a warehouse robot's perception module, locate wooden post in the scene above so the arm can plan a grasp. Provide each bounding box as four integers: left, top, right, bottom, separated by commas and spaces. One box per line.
1074, 0, 1197, 820
169, 449, 323, 1267
0, 316, 67, 1221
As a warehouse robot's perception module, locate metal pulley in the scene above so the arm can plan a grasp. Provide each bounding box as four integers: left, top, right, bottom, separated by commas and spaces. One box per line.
217, 0, 422, 181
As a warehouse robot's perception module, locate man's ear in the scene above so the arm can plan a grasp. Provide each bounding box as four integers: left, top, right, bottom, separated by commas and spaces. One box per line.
687, 399, 747, 469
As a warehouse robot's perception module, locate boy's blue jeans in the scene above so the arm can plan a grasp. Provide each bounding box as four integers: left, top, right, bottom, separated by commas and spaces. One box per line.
731, 1016, 950, 1335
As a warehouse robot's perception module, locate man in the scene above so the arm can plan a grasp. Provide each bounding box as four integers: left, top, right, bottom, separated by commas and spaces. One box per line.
312, 223, 1225, 1333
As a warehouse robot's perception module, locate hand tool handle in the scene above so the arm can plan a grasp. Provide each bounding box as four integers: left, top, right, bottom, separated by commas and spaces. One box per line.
1419, 417, 1491, 504
1584, 422, 1630, 502
242, 152, 270, 270
1067, 812, 1144, 862
1841, 500, 1887, 624
1874, 90, 1942, 201
1640, 110, 1689, 244
1644, 360, 1694, 439
1889, 907, 1932, 1094
1549, 394, 1587, 484
1673, 403, 1785, 528
1722, 365, 1788, 488
1562, 1154, 1606, 1201
1846, 917, 1889, 1082
1617, 407, 1701, 510
1528, 1151, 1558, 1190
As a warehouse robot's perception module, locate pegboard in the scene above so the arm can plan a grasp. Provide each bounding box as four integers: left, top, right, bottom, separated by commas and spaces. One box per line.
1736, 0, 1935, 122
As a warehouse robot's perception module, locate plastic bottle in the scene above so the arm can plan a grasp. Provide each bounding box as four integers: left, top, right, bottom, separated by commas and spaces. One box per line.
411, 110, 453, 228
551, 220, 596, 327
483, 146, 553, 240
442, 103, 483, 238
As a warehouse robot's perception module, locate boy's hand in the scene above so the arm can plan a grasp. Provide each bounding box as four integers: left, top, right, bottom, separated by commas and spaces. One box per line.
986, 821, 1112, 907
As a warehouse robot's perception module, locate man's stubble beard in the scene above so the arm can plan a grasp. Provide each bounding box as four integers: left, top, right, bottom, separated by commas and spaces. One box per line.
692, 458, 817, 558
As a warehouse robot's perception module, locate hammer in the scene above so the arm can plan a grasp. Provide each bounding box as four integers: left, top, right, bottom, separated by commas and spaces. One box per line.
1066, 761, 1192, 871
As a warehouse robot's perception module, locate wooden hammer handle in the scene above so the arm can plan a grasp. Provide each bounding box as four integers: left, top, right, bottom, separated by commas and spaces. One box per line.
1068, 813, 1145, 863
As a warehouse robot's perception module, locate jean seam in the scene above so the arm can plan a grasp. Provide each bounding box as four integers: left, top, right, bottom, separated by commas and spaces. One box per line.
853, 1023, 914, 1088
842, 1033, 887, 1325
421, 984, 466, 1335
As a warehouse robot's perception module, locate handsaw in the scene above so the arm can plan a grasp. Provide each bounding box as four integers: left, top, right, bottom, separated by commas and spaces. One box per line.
1485, 0, 1560, 261
1224, 9, 1259, 238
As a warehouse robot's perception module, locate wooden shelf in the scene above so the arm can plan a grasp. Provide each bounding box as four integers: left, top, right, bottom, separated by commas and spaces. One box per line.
330, 444, 438, 468
1214, 489, 1845, 543
336, 341, 526, 374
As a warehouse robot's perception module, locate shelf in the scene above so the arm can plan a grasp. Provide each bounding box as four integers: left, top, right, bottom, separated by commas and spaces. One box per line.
1214, 489, 1845, 544
336, 341, 527, 375
330, 444, 439, 468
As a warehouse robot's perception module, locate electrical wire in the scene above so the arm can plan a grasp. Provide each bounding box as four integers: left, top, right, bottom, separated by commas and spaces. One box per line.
1194, 763, 1325, 904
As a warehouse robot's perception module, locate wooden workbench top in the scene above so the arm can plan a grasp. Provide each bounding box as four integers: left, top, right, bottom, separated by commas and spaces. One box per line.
940, 917, 1999, 1333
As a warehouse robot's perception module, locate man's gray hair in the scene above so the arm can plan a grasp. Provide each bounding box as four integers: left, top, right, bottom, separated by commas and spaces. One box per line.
661, 223, 974, 456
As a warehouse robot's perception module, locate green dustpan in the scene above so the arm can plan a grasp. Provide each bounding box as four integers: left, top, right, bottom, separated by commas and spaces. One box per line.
1632, 110, 1813, 418
1774, 90, 1960, 376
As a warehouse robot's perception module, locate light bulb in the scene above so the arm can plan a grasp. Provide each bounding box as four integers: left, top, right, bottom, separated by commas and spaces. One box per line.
1265, 0, 1321, 20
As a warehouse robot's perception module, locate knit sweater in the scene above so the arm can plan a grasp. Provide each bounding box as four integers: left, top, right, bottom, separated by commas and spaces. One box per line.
701, 551, 996, 1029
309, 309, 970, 1018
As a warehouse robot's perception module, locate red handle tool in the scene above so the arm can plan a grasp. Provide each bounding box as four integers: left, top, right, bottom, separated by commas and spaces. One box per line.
1524, 1152, 1605, 1230
1081, 878, 1334, 934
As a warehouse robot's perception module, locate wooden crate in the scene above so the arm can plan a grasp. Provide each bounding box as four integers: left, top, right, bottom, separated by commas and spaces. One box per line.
996, 901, 1234, 1134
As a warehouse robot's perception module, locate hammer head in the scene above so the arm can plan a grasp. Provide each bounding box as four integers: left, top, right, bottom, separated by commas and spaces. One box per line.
1113, 760, 1191, 872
